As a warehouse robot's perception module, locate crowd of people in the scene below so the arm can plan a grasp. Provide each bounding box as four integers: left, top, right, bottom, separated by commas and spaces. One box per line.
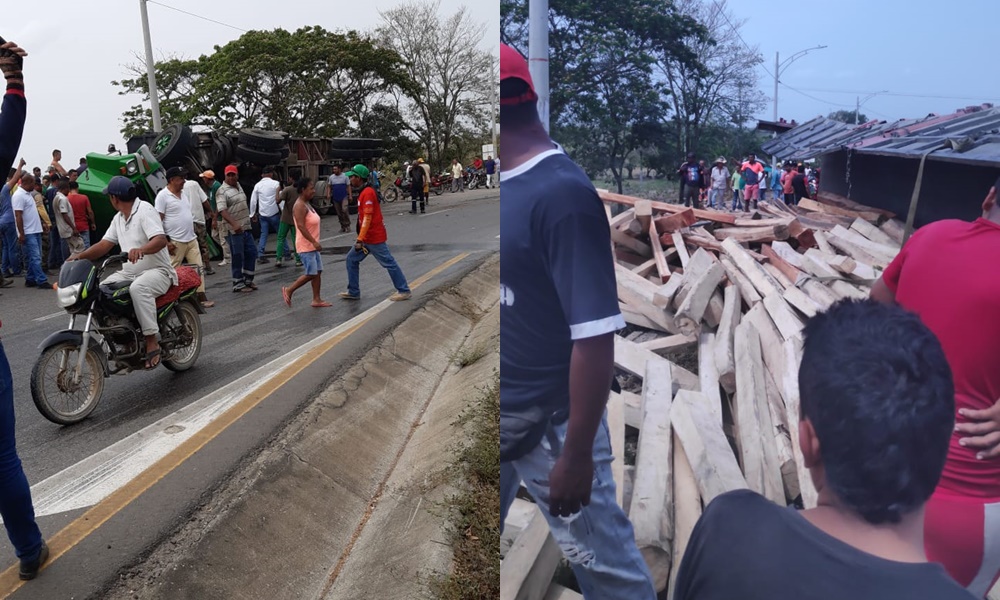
501, 41, 1000, 600
677, 151, 818, 212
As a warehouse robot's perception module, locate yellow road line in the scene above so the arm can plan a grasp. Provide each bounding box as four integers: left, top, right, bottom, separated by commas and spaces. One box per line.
0, 252, 470, 597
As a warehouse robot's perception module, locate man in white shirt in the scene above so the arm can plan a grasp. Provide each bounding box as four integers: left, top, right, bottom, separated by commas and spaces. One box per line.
67, 176, 177, 369
250, 166, 281, 264
451, 159, 464, 193
155, 167, 213, 308
183, 177, 214, 275
709, 157, 730, 210
12, 174, 50, 289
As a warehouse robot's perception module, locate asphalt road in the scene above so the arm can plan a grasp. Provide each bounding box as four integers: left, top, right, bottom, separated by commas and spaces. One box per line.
1, 187, 499, 489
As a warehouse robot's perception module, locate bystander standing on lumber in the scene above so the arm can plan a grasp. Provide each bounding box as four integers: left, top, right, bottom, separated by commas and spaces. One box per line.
673, 299, 973, 600
498, 43, 655, 599
871, 178, 1000, 597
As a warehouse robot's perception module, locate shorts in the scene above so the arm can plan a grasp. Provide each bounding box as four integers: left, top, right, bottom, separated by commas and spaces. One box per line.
299, 251, 322, 276
744, 184, 760, 201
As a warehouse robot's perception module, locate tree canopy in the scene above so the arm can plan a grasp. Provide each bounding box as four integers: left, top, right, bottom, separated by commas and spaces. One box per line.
828, 109, 868, 125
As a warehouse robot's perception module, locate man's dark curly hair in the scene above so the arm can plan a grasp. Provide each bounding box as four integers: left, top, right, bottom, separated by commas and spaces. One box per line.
799, 299, 955, 525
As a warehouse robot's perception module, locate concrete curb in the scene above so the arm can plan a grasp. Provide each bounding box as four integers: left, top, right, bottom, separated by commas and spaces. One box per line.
107, 253, 499, 600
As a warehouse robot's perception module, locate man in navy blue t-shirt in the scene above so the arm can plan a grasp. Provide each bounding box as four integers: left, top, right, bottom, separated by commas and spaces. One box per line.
499, 43, 655, 599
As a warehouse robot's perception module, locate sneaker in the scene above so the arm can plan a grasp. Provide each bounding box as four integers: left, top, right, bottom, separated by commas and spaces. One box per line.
295, 260, 303, 267
258, 256, 269, 264
339, 292, 360, 300
0, 278, 12, 289
274, 260, 284, 268
389, 291, 411, 301
19, 541, 48, 581
408, 210, 417, 215
24, 280, 36, 288
205, 267, 215, 275
232, 284, 247, 293
36, 282, 53, 290
218, 260, 228, 266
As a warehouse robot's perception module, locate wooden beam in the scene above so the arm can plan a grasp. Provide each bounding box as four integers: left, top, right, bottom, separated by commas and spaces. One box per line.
850, 217, 899, 248
670, 389, 748, 503
675, 262, 726, 335
798, 197, 880, 222
631, 258, 658, 278
831, 225, 899, 261
609, 207, 636, 229
615, 264, 682, 333
614, 335, 700, 393
620, 302, 669, 333
761, 243, 806, 285
671, 248, 717, 308
714, 284, 741, 394
544, 584, 584, 600
824, 232, 891, 270
813, 230, 836, 255
630, 360, 675, 592
698, 332, 724, 424
608, 391, 626, 507
816, 190, 896, 219
667, 432, 702, 600
501, 498, 537, 559
799, 251, 869, 300
678, 230, 724, 253
734, 321, 785, 504
653, 275, 685, 310
786, 219, 817, 249
671, 231, 690, 267
650, 219, 671, 283
762, 292, 805, 341
763, 366, 798, 503
713, 224, 790, 243
879, 218, 906, 246
638, 333, 698, 354
719, 257, 762, 306
761, 262, 793, 290
779, 337, 818, 508
610, 226, 652, 258
654, 208, 697, 233
599, 189, 738, 225
721, 237, 783, 299
635, 199, 653, 233
782, 285, 820, 318
499, 508, 561, 600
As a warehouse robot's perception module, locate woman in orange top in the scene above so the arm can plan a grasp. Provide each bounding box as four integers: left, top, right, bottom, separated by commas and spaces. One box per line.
280, 178, 331, 308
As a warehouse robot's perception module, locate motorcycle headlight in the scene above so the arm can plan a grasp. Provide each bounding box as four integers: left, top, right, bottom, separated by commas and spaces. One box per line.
56, 283, 82, 308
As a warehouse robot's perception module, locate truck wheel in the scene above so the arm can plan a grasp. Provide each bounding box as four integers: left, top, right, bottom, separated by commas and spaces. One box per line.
152, 124, 193, 167
238, 129, 287, 151
236, 144, 283, 166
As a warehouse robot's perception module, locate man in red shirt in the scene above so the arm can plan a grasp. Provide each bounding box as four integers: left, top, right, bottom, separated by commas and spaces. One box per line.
338, 164, 411, 302
66, 181, 95, 248
872, 178, 1000, 597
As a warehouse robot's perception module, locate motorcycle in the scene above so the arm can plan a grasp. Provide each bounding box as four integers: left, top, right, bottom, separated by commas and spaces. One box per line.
465, 169, 487, 190
31, 254, 205, 425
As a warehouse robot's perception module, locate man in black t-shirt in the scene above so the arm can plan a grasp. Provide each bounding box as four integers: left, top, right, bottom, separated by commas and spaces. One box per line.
673, 299, 973, 600
677, 152, 704, 209
791, 164, 810, 205
499, 43, 655, 599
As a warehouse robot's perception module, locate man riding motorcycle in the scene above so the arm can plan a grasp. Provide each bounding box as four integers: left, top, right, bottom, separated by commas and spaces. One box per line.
67, 175, 177, 370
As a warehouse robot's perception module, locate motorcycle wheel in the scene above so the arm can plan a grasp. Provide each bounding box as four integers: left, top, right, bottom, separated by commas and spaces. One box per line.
432, 184, 443, 196
162, 302, 203, 372
30, 342, 105, 425
386, 187, 399, 203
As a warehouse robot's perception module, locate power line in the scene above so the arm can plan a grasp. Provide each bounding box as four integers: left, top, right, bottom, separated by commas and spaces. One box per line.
146, 0, 248, 33
793, 86, 1000, 103
780, 83, 856, 109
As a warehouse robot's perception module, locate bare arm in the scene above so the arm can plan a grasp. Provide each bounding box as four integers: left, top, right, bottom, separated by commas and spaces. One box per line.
70, 239, 115, 262
869, 277, 896, 304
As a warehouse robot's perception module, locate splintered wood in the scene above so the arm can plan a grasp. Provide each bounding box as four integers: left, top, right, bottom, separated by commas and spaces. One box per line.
503, 191, 903, 597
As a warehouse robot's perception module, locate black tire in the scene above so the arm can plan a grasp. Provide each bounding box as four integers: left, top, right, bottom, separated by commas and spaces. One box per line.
432, 183, 443, 196
236, 144, 283, 166
238, 128, 287, 151
163, 302, 203, 372
279, 146, 290, 159
31, 342, 105, 425
385, 187, 399, 203
181, 155, 204, 179
330, 138, 382, 150
152, 124, 193, 167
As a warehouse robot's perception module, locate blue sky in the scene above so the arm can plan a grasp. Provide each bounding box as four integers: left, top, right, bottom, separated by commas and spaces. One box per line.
723, 0, 1000, 123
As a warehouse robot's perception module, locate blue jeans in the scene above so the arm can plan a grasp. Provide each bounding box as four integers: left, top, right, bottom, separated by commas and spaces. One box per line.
708, 188, 726, 209
0, 342, 44, 561
23, 233, 47, 285
257, 213, 280, 256
80, 230, 91, 250
732, 189, 744, 211
500, 415, 655, 599
227, 231, 258, 290
47, 229, 62, 270
345, 243, 409, 297
0, 223, 21, 275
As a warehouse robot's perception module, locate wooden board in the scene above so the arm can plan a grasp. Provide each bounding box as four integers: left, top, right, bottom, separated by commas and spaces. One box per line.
698, 332, 724, 424
620, 302, 669, 333
762, 292, 805, 341
500, 508, 561, 600
544, 584, 584, 600
762, 366, 797, 502
630, 360, 675, 591
501, 498, 537, 559
599, 189, 738, 225
779, 338, 818, 508
816, 190, 896, 219
613, 390, 643, 430
831, 225, 899, 261
879, 218, 906, 246
608, 391, 626, 507
761, 262, 793, 290
714, 284, 741, 394
667, 432, 702, 600
674, 262, 726, 335
631, 258, 658, 278
786, 219, 817, 249
614, 335, 700, 393
761, 243, 806, 285
650, 219, 671, 283
608, 207, 636, 229
615, 264, 682, 333
610, 226, 652, 258
635, 199, 653, 233
799, 251, 868, 300
713, 224, 789, 243
654, 208, 697, 233
721, 238, 783, 299
638, 333, 698, 354
734, 321, 785, 504
719, 257, 762, 306
653, 275, 685, 310
781, 285, 820, 318
670, 390, 749, 503
812, 230, 836, 255
798, 197, 880, 223
824, 231, 891, 270
850, 217, 899, 248
671, 231, 690, 267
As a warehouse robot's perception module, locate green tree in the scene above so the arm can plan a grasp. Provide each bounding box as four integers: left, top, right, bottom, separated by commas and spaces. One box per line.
828, 109, 867, 125
113, 27, 415, 140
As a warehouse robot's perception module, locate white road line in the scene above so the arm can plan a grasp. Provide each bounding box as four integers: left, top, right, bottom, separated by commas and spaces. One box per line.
319, 232, 352, 243
33, 312, 66, 323
27, 297, 397, 518
419, 209, 451, 217
495, 235, 500, 239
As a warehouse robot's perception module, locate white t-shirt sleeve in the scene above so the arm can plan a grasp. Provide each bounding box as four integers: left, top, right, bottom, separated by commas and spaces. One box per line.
154, 192, 167, 215
103, 217, 120, 245
140, 205, 166, 239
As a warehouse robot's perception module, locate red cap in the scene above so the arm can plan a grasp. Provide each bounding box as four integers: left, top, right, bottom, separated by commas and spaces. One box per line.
500, 43, 537, 106
224, 165, 238, 176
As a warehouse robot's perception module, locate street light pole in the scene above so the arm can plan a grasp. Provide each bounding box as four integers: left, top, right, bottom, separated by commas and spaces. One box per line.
773, 52, 779, 122
855, 90, 887, 124
772, 45, 827, 123
139, 0, 162, 133
528, 0, 549, 132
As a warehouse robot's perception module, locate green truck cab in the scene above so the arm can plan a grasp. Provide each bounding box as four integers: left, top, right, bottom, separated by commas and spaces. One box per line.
75, 145, 168, 241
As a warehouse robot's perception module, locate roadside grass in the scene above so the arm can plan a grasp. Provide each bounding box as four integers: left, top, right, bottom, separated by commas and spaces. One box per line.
591, 177, 681, 202
451, 339, 494, 368
431, 371, 500, 600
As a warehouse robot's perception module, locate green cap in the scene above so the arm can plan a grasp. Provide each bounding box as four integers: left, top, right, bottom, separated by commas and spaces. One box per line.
345, 164, 370, 180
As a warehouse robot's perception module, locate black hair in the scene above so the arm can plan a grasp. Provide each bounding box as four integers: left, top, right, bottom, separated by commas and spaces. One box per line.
295, 177, 312, 194
797, 165, 805, 173
57, 179, 70, 191
68, 181, 79, 191
499, 79, 540, 128
799, 299, 954, 525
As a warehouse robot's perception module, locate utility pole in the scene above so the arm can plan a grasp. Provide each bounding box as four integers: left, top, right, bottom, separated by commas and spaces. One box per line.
773, 46, 827, 124
528, 0, 549, 132
773, 52, 779, 122
139, 0, 162, 133
855, 96, 860, 125
491, 62, 498, 154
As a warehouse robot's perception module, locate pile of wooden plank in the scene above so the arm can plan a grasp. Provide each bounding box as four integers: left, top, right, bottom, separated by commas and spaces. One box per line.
500, 189, 905, 600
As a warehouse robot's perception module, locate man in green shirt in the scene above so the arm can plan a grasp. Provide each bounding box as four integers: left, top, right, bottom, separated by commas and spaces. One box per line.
201, 170, 229, 266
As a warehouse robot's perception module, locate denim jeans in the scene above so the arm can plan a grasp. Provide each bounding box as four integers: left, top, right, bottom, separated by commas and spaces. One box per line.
47, 228, 62, 270
345, 243, 409, 297
500, 415, 656, 599
732, 189, 744, 211
23, 233, 47, 285
80, 230, 91, 250
0, 342, 44, 561
227, 231, 258, 290
0, 223, 21, 275
708, 188, 726, 209
257, 213, 280, 257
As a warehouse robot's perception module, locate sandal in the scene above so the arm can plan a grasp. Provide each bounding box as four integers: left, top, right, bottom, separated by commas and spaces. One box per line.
311, 301, 332, 308
282, 287, 292, 307
246, 282, 258, 291
144, 349, 161, 370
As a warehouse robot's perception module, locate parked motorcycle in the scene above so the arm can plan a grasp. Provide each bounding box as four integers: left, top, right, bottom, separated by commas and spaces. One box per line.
31, 255, 205, 425
465, 169, 486, 190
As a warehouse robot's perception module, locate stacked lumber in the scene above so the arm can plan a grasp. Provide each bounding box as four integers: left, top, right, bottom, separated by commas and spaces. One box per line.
501, 190, 905, 598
